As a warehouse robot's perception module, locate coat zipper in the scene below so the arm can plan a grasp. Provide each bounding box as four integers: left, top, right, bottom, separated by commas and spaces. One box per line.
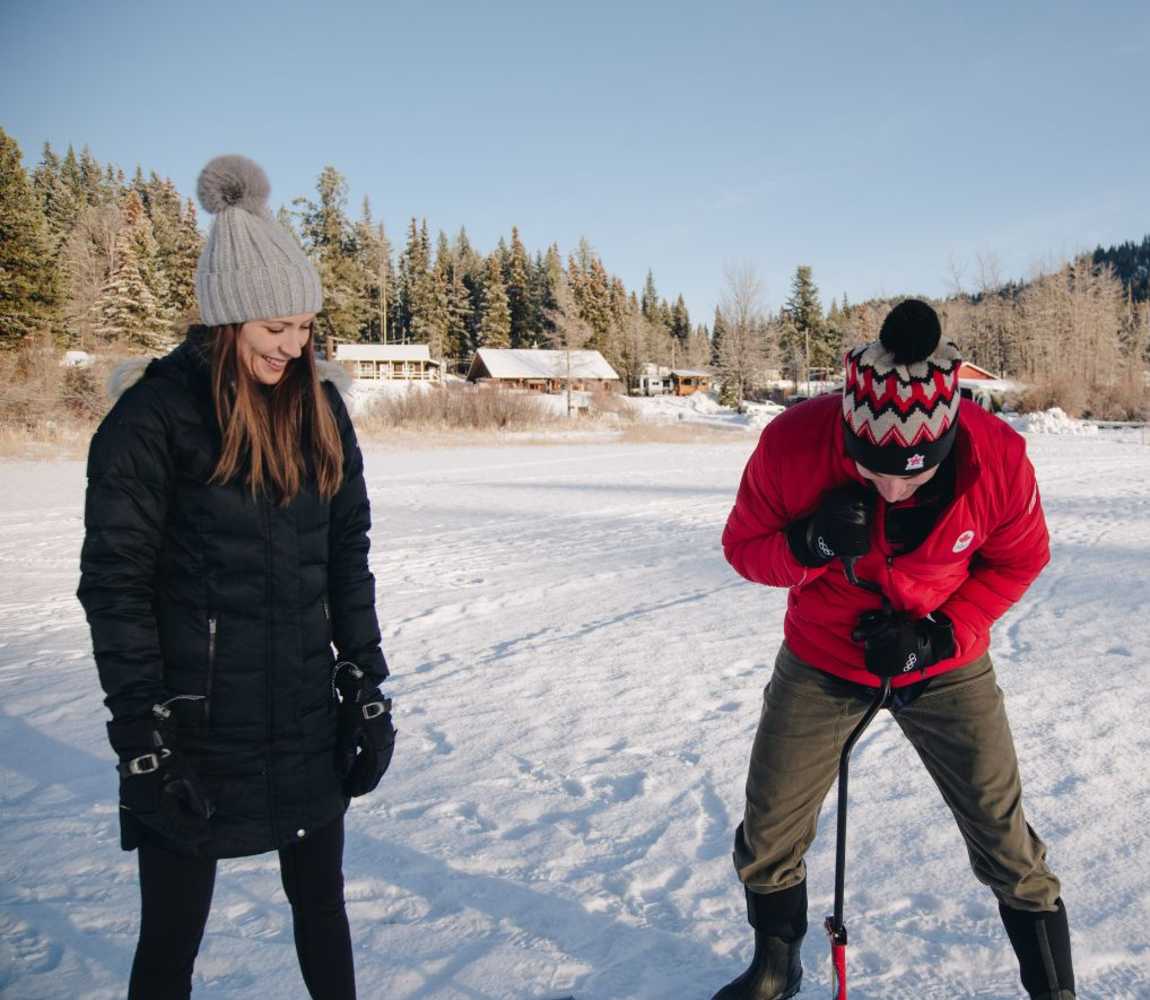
874, 497, 896, 595
262, 495, 277, 837
206, 615, 217, 723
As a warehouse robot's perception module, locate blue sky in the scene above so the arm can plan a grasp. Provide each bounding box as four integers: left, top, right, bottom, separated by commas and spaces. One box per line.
3, 0, 1147, 326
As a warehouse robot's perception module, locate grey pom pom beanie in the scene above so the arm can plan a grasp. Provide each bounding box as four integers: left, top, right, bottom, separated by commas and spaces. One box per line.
194, 155, 323, 326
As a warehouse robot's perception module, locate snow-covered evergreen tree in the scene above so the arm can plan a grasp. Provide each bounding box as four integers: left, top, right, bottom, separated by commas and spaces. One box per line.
478, 253, 511, 348
93, 194, 170, 351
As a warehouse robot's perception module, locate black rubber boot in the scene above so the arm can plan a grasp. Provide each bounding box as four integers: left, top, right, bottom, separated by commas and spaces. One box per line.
999, 898, 1076, 999
711, 881, 806, 1000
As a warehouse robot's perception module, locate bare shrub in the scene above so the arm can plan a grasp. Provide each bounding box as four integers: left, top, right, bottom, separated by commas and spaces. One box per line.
0, 342, 126, 452
360, 384, 558, 432
1013, 372, 1149, 421
60, 365, 108, 421
0, 344, 59, 432
1085, 377, 1149, 421
1015, 376, 1088, 418
588, 387, 636, 422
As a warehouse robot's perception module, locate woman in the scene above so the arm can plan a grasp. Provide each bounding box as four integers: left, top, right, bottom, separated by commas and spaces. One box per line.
77, 155, 395, 1000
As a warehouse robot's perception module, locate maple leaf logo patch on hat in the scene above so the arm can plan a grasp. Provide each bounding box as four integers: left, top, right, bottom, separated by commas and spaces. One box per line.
905, 453, 925, 472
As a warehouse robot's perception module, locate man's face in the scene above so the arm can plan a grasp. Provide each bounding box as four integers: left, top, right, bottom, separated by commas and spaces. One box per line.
854, 461, 939, 503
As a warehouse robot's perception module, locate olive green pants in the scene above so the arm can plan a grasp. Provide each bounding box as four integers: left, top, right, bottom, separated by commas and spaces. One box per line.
735, 644, 1061, 912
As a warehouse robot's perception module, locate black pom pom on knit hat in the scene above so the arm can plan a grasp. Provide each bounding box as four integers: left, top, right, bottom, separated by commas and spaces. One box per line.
841, 299, 963, 476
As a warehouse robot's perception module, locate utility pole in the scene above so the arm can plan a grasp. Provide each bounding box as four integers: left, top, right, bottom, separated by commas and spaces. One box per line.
566, 344, 573, 418
804, 327, 810, 396
378, 223, 388, 345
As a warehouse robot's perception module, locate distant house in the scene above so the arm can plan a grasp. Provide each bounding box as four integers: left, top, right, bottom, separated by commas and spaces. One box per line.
957, 363, 1017, 411
670, 369, 712, 397
466, 348, 621, 393
334, 343, 442, 382
637, 363, 672, 396
958, 362, 999, 380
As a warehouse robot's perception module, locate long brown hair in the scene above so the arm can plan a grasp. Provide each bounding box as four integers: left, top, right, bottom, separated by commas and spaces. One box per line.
207, 325, 343, 503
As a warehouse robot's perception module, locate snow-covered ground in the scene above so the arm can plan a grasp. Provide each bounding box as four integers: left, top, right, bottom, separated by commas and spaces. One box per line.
2, 430, 1149, 999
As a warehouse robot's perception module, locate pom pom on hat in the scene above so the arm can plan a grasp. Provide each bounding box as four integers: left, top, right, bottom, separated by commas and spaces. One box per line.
879, 298, 942, 365
196, 155, 271, 217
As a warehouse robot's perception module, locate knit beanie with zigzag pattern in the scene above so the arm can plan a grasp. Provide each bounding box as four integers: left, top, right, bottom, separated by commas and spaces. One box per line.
842, 299, 962, 475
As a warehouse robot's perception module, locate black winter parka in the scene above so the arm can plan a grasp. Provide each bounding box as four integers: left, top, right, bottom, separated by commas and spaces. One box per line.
77, 330, 388, 858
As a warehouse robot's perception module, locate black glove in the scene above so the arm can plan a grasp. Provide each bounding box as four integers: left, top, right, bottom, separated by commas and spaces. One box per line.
788, 485, 873, 566
851, 610, 956, 677
107, 717, 214, 845
334, 662, 396, 798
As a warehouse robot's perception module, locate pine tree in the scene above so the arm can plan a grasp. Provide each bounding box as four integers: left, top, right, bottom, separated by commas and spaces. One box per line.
824, 296, 848, 370
60, 146, 82, 200
568, 245, 612, 353
711, 306, 727, 366
396, 218, 419, 340
354, 198, 392, 343
78, 146, 105, 206
166, 198, 203, 325
505, 226, 532, 346
0, 129, 60, 345
32, 142, 80, 259
670, 294, 691, 343
452, 227, 485, 352
93, 192, 170, 350
782, 265, 829, 383
478, 253, 511, 348
421, 231, 454, 359
295, 166, 368, 352
144, 176, 200, 323
445, 247, 473, 364
120, 191, 172, 329
641, 270, 660, 324
531, 244, 562, 341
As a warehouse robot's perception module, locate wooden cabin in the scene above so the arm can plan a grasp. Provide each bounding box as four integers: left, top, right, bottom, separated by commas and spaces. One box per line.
467, 348, 621, 393
334, 343, 443, 382
670, 369, 712, 396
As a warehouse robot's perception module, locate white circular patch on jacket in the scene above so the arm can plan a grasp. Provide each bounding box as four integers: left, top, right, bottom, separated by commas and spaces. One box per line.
953, 529, 975, 553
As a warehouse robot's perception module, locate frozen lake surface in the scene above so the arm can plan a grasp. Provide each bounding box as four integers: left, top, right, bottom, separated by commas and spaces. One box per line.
1, 431, 1148, 998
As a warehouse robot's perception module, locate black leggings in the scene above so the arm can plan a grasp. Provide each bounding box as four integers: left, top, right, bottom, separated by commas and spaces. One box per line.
128, 816, 355, 999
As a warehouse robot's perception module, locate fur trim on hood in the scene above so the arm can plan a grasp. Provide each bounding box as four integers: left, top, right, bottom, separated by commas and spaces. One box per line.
108, 356, 352, 401
107, 358, 152, 401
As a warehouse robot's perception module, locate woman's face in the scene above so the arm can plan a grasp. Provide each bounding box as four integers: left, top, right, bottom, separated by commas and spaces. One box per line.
855, 460, 939, 503
236, 314, 316, 385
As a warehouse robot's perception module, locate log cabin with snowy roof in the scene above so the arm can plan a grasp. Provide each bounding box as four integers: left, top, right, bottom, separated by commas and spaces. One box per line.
466, 348, 621, 394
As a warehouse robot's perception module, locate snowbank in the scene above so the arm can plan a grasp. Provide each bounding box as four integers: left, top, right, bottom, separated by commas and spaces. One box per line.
343, 379, 435, 417
1004, 408, 1100, 436
626, 392, 783, 430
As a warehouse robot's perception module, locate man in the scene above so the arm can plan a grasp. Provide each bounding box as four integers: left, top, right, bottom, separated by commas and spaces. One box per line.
713, 299, 1075, 999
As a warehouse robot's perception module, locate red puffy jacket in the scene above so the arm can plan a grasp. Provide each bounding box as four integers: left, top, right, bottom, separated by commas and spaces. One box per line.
722, 394, 1049, 687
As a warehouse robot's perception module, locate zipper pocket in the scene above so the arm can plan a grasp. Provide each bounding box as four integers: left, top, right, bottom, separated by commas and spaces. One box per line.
152, 693, 207, 726
206, 615, 217, 723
